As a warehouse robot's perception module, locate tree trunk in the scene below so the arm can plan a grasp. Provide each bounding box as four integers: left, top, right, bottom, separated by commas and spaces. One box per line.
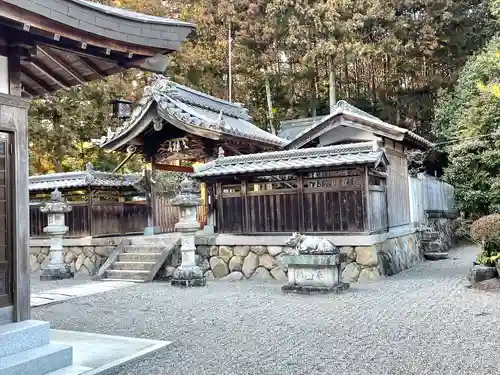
328, 55, 336, 113
264, 70, 276, 135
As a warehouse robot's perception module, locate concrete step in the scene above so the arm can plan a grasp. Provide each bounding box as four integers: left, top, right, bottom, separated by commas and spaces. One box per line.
118, 252, 163, 262
421, 231, 439, 242
424, 252, 449, 261
105, 270, 149, 281
0, 320, 50, 359
0, 343, 72, 375
423, 241, 444, 252
124, 245, 169, 254
46, 365, 93, 375
111, 261, 156, 271
129, 235, 179, 245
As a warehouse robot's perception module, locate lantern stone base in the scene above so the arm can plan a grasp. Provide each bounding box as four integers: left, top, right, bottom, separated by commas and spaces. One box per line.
40, 265, 74, 281
143, 226, 161, 236
281, 253, 349, 294
171, 266, 206, 287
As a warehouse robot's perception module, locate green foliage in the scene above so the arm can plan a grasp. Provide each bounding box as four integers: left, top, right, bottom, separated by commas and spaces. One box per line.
471, 214, 500, 265
433, 35, 500, 217
27, 0, 499, 178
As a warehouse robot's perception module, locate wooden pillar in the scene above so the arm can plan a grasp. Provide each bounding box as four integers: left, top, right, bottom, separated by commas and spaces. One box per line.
363, 167, 371, 233
297, 174, 305, 233
0, 48, 30, 322
150, 161, 157, 230
241, 180, 248, 233
87, 188, 93, 236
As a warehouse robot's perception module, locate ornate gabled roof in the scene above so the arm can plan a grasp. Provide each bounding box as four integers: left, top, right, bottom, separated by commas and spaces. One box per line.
193, 140, 389, 178
284, 101, 432, 150
278, 116, 325, 140
95, 75, 287, 151
29, 163, 141, 192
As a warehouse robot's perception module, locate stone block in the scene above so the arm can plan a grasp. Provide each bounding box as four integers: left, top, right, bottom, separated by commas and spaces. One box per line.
41, 247, 50, 256
29, 254, 37, 271
210, 256, 229, 278
30, 246, 42, 255
251, 267, 273, 281
83, 257, 96, 275
270, 267, 287, 282
221, 271, 244, 281
283, 254, 348, 293
229, 256, 244, 272
75, 254, 85, 271
94, 246, 113, 257
242, 252, 259, 278
468, 265, 497, 287
64, 251, 77, 264
267, 246, 283, 256
358, 267, 381, 282
204, 270, 215, 280
164, 266, 176, 278
275, 254, 288, 272
340, 246, 357, 262
356, 246, 378, 267
82, 246, 95, 257
197, 245, 210, 258
259, 254, 278, 270
251, 246, 267, 256
342, 263, 361, 283
201, 259, 210, 273
209, 245, 219, 257
31, 262, 41, 273
219, 246, 233, 263
69, 246, 83, 256
233, 245, 250, 257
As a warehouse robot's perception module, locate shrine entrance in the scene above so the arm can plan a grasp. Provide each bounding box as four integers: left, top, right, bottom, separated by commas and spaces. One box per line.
0, 132, 13, 308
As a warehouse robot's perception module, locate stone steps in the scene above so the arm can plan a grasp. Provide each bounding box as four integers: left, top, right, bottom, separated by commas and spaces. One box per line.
118, 252, 163, 262
111, 261, 156, 271
105, 269, 150, 281
421, 230, 448, 261
0, 320, 73, 375
424, 252, 449, 261
124, 245, 167, 254
46, 365, 93, 375
97, 236, 180, 282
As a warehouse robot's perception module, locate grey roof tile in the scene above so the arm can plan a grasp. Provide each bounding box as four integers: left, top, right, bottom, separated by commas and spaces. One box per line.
193, 141, 388, 177
285, 101, 432, 149
97, 76, 287, 150
29, 168, 142, 192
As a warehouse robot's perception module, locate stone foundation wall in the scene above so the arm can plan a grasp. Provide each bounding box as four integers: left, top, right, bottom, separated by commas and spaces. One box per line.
195, 232, 422, 283
194, 245, 290, 282
342, 232, 422, 282
427, 217, 457, 250
29, 238, 121, 277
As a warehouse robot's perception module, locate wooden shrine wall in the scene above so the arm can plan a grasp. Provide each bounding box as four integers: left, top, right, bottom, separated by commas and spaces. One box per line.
214, 167, 387, 234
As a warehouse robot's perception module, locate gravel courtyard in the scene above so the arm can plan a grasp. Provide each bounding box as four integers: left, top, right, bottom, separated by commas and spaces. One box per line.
32, 245, 499, 375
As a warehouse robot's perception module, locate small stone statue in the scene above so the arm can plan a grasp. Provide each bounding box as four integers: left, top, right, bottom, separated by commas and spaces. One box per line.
284, 232, 339, 255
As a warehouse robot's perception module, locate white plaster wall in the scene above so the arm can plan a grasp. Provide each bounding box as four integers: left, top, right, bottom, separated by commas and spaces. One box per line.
319, 126, 378, 146
0, 56, 8, 94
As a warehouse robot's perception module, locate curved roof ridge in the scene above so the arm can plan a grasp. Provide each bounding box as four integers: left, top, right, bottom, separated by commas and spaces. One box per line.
69, 0, 195, 27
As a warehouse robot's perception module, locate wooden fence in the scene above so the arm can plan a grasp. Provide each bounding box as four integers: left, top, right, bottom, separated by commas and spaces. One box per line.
30, 201, 150, 238
30, 198, 208, 238
213, 168, 386, 234
409, 174, 455, 225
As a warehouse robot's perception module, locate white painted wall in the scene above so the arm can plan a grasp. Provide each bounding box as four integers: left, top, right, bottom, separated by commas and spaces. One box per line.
0, 56, 8, 94
319, 126, 378, 146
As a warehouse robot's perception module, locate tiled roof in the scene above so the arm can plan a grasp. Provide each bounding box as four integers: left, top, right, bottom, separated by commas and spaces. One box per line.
29, 164, 141, 192
97, 76, 287, 150
278, 116, 326, 141
193, 141, 388, 178
285, 101, 432, 149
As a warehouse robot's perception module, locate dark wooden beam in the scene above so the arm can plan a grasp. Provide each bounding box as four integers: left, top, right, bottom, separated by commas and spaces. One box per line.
37, 46, 87, 85
77, 56, 105, 78
20, 67, 50, 93
154, 163, 194, 173
29, 60, 69, 90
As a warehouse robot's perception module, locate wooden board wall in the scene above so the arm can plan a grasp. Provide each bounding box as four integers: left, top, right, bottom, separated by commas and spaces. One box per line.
385, 142, 411, 228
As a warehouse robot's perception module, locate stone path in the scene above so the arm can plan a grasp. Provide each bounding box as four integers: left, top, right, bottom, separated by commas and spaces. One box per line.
31, 279, 136, 307
32, 245, 500, 375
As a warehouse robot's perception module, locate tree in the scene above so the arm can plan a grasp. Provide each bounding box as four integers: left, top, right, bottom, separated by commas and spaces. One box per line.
433, 35, 500, 216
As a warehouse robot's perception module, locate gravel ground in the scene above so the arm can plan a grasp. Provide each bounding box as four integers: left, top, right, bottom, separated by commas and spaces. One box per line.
32, 245, 500, 375
30, 275, 92, 294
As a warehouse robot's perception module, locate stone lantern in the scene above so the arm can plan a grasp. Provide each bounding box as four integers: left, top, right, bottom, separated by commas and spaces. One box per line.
170, 176, 206, 287
39, 188, 74, 281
